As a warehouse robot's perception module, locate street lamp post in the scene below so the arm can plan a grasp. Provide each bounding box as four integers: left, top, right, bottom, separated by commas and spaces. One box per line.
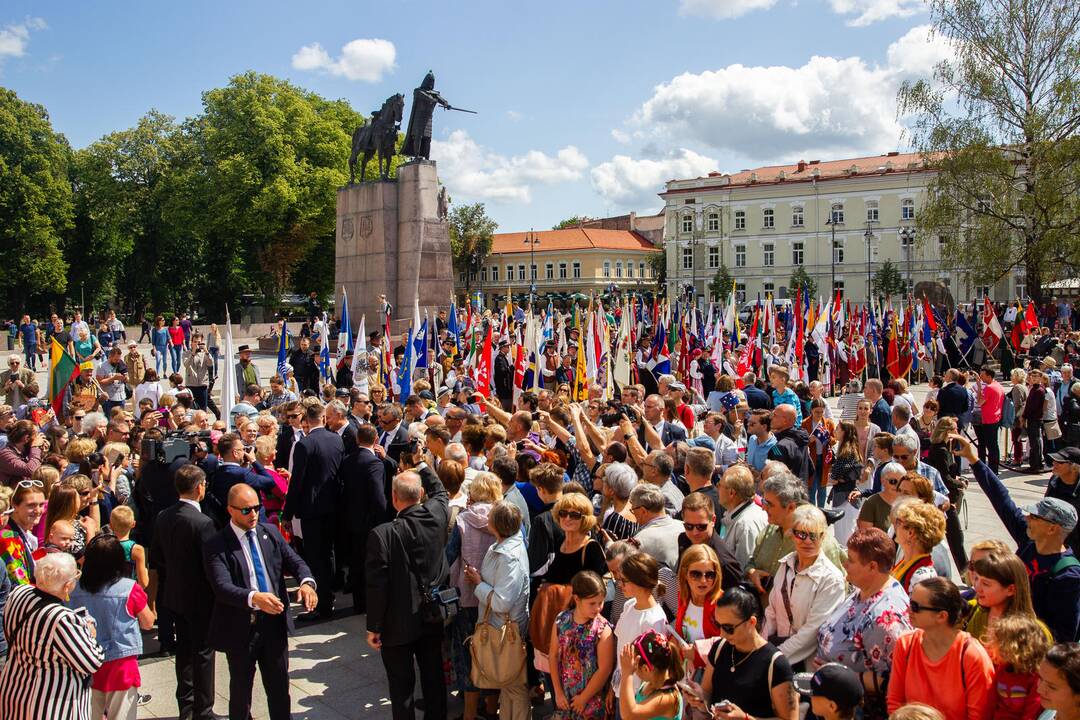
864, 220, 877, 303
899, 226, 915, 297
826, 210, 838, 297
523, 229, 540, 309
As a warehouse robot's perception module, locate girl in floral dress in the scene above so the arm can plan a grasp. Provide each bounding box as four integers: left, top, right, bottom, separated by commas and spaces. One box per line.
551, 571, 615, 720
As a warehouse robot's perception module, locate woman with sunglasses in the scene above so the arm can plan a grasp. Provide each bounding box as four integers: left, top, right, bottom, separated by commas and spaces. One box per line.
763, 505, 846, 671
674, 544, 723, 659
887, 577, 995, 720
857, 461, 907, 533
890, 500, 946, 595
543, 493, 607, 586
691, 584, 798, 720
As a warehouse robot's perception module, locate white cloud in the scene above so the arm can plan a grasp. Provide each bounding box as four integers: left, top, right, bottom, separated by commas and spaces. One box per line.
828, 0, 926, 26
623, 26, 952, 165
0, 17, 46, 59
506, 110, 522, 121
591, 148, 717, 209
677, 0, 779, 19
611, 129, 632, 144
430, 129, 589, 204
291, 38, 396, 82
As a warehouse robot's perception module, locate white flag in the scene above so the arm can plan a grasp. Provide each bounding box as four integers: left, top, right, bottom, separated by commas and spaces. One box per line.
219, 306, 236, 429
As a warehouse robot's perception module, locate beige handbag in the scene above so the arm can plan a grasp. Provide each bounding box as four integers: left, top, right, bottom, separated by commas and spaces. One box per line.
468, 593, 526, 689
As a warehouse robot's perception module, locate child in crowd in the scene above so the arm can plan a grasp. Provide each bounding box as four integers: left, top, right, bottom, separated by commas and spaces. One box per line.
551, 571, 615, 720
795, 664, 863, 720
109, 506, 148, 589
30, 519, 75, 562
611, 552, 669, 707
984, 615, 1050, 720
618, 629, 684, 720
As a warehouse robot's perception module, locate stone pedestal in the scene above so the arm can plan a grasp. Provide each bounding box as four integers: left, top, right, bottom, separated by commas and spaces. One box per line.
335, 160, 454, 338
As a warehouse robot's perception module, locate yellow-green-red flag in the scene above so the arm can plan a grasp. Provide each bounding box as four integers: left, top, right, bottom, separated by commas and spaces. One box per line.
48, 338, 78, 417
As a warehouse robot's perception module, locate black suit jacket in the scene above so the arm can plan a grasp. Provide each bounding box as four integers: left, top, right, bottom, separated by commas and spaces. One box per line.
744, 385, 773, 410
494, 352, 514, 399
338, 423, 359, 457
378, 423, 411, 463
276, 425, 299, 469
340, 446, 391, 530
638, 420, 687, 451
937, 383, 969, 420
283, 427, 343, 520
202, 522, 313, 653
366, 466, 450, 646
151, 501, 217, 621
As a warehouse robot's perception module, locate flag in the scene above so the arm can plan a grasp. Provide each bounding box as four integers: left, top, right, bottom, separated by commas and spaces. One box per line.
982, 297, 1003, 354
336, 289, 354, 370
735, 305, 759, 381
395, 326, 415, 397
220, 307, 236, 427
352, 315, 369, 393
886, 313, 901, 379
652, 313, 671, 376
812, 424, 834, 465
446, 301, 461, 357
47, 338, 78, 417
319, 313, 332, 381
614, 301, 633, 387
476, 324, 494, 398
955, 308, 977, 356
276, 321, 290, 381
574, 321, 589, 400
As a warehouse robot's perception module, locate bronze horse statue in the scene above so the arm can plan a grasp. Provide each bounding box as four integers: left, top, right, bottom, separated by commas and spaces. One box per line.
349, 93, 404, 183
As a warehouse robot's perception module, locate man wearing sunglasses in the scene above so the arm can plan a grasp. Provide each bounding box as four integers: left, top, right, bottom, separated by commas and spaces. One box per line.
204, 483, 316, 720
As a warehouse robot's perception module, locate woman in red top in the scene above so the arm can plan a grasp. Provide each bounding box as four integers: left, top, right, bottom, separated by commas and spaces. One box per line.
166, 317, 185, 375
673, 544, 723, 666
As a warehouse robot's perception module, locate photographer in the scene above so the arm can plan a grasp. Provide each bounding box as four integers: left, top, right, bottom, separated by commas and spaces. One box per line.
182, 333, 213, 411
96, 346, 129, 416
0, 420, 48, 487
204, 432, 276, 528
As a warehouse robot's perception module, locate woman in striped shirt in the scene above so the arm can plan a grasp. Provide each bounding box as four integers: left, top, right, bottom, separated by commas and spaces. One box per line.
0, 552, 104, 719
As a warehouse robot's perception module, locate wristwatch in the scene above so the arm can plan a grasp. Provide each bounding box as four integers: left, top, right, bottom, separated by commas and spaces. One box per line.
623, 433, 633, 441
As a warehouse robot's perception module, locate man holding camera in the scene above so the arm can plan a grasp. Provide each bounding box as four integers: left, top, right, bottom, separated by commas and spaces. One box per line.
183, 333, 213, 411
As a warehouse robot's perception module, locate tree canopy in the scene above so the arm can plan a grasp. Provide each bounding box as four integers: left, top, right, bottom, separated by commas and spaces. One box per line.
788, 266, 818, 299
552, 215, 593, 230
448, 202, 498, 299
872, 260, 907, 299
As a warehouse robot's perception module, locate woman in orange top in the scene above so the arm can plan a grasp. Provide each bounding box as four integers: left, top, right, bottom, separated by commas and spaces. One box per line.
887, 577, 995, 720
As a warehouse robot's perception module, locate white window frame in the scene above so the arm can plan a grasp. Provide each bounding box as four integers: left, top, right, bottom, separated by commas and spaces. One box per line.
834, 238, 844, 264
792, 241, 804, 266
627, 260, 634, 278
572, 261, 581, 279
762, 208, 775, 229
792, 206, 804, 227
545, 262, 554, 280
901, 198, 915, 221
831, 204, 844, 224
481, 266, 488, 282
707, 212, 720, 232
866, 200, 879, 223
640, 262, 647, 278
735, 244, 746, 268
763, 243, 775, 267
517, 264, 526, 281
506, 265, 514, 283
708, 246, 720, 269
615, 260, 623, 278
763, 281, 775, 297
530, 264, 537, 281
735, 282, 746, 304
681, 214, 694, 234
603, 260, 612, 278
681, 247, 693, 270
558, 262, 567, 279
734, 210, 746, 230
833, 279, 845, 294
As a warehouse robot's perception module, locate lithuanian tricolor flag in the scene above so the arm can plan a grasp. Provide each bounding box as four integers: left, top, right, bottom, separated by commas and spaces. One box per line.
48, 337, 78, 416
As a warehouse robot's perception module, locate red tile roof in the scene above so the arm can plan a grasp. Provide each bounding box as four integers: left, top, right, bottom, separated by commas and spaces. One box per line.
490, 228, 660, 255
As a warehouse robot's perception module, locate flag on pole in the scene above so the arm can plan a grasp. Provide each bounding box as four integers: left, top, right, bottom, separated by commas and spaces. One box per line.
395, 326, 415, 397
336, 288, 353, 370
981, 298, 1003, 354
220, 307, 236, 427
351, 315, 368, 393
319, 313, 332, 381
955, 308, 977, 357
47, 338, 78, 417
446, 302, 461, 357
276, 322, 290, 380
476, 324, 494, 398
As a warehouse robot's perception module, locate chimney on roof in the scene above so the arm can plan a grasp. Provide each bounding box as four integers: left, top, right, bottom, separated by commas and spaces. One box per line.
808, 159, 820, 165
887, 151, 899, 157
797, 160, 807, 172
749, 172, 758, 183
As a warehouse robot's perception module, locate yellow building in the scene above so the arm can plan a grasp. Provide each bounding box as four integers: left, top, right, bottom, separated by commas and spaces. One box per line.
462, 216, 663, 307
660, 152, 1026, 305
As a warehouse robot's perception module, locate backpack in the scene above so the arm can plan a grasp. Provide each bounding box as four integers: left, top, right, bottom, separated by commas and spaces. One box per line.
1000, 393, 1016, 428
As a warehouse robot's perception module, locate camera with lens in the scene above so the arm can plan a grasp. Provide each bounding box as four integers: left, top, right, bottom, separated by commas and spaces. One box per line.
141, 430, 213, 464
600, 402, 639, 427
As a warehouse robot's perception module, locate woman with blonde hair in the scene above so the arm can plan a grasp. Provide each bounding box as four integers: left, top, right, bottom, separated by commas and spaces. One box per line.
673, 544, 724, 654
891, 500, 946, 594
543, 493, 607, 584
897, 473, 937, 505
63, 437, 98, 475
1008, 368, 1029, 465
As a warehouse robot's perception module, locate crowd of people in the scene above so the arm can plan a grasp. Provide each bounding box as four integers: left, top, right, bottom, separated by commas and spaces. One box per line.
0, 302, 1077, 720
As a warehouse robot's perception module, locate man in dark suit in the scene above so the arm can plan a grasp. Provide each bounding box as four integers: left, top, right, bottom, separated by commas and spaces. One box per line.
151, 464, 218, 720
203, 483, 317, 720
638, 393, 687, 451
205, 433, 278, 528
326, 399, 359, 456
366, 468, 449, 720
494, 338, 514, 411
275, 401, 304, 470
339, 423, 390, 614
376, 404, 410, 462
283, 401, 344, 620
936, 368, 971, 427
742, 372, 774, 410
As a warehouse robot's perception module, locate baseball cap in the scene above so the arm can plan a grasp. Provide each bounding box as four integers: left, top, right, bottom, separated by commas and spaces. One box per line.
689, 435, 715, 451
1022, 497, 1078, 532
793, 664, 864, 711
79, 361, 94, 371
1048, 447, 1080, 464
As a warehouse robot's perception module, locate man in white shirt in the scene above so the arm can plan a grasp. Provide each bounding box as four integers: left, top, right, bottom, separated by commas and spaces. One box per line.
701, 412, 739, 470
892, 403, 919, 444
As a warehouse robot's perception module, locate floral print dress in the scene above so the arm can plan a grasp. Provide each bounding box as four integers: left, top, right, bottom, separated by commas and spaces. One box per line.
553, 609, 611, 720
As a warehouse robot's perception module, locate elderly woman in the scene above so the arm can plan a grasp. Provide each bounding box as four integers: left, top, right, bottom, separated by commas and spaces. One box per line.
599, 461, 638, 542
446, 473, 503, 720
858, 461, 907, 533
816, 527, 913, 720
763, 505, 846, 670
543, 492, 608, 584
887, 577, 995, 720
891, 500, 946, 594
1008, 368, 1029, 466
0, 552, 105, 719
463, 501, 531, 720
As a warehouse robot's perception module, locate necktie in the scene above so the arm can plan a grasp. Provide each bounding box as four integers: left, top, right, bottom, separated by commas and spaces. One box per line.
380, 431, 389, 447
246, 530, 270, 593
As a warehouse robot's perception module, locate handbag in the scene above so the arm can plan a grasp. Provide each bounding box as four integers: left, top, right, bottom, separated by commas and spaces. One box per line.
467, 593, 527, 689
402, 533, 459, 626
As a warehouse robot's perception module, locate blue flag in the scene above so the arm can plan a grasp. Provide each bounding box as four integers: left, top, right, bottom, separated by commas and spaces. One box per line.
414, 316, 429, 369
319, 313, 332, 380
396, 327, 414, 395
955, 309, 976, 356
277, 321, 289, 379
446, 302, 460, 357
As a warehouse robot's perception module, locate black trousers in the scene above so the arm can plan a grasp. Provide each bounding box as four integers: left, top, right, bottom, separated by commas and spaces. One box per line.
975, 423, 1000, 473
300, 515, 336, 614
349, 531, 368, 613
381, 634, 447, 720
190, 385, 208, 410
225, 616, 291, 720
1027, 422, 1044, 471
945, 503, 968, 575
174, 614, 215, 720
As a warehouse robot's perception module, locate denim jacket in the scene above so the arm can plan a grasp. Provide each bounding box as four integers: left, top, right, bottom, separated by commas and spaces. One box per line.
474, 532, 530, 633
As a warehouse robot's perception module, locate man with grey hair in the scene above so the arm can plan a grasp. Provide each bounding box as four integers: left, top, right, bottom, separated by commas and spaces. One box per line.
603, 462, 638, 506
324, 399, 358, 455
747, 471, 845, 593
717, 465, 768, 568
642, 450, 683, 517
629, 483, 684, 569
1, 354, 34, 407
81, 411, 109, 442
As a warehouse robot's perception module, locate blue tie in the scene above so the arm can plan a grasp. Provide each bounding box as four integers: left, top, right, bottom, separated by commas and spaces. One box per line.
246, 530, 270, 593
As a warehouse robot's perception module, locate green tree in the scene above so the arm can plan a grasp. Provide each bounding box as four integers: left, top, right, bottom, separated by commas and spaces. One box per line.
647, 252, 667, 295
788, 266, 818, 298
897, 0, 1080, 303
708, 263, 734, 301
872, 260, 907, 299
449, 202, 498, 299
0, 88, 73, 313
552, 215, 592, 230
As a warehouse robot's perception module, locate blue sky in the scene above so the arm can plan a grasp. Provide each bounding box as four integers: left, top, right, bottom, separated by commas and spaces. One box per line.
1, 0, 946, 231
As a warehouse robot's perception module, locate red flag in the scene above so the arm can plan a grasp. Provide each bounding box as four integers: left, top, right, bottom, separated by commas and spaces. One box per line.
923, 298, 938, 331
476, 325, 494, 398
886, 314, 901, 379
794, 287, 804, 368
1024, 301, 1039, 332
736, 305, 759, 382
981, 298, 1003, 354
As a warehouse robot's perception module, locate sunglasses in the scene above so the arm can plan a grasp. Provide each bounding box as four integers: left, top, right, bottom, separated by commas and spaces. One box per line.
230, 504, 262, 516
792, 529, 820, 542
688, 570, 717, 582
16, 479, 44, 489
716, 617, 749, 635
909, 599, 946, 614
684, 522, 710, 532
892, 453, 912, 461
558, 510, 585, 521
74, 415, 86, 421
885, 477, 902, 487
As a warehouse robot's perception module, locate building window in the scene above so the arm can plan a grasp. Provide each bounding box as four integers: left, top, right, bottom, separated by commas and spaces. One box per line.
573, 261, 581, 279
682, 247, 693, 270
530, 264, 537, 281
708, 246, 720, 269
506, 265, 514, 282
901, 198, 915, 221
603, 261, 611, 278
559, 262, 567, 279
734, 210, 746, 230
792, 206, 804, 227
762, 208, 775, 229
763, 243, 774, 267
459, 271, 466, 283
763, 281, 774, 296
1015, 276, 1026, 300
627, 261, 634, 278
735, 282, 746, 303
833, 279, 845, 294
491, 265, 499, 283
707, 212, 720, 232
640, 262, 646, 278
901, 230, 915, 261
735, 245, 746, 268
545, 263, 554, 280
518, 264, 526, 281
834, 238, 844, 264
481, 266, 488, 282
975, 285, 990, 298
681, 214, 694, 234
792, 241, 804, 266
615, 261, 623, 278
866, 200, 879, 223
831, 203, 844, 224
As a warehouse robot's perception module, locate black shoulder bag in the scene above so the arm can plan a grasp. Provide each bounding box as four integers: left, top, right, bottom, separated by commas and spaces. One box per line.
401, 525, 460, 626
